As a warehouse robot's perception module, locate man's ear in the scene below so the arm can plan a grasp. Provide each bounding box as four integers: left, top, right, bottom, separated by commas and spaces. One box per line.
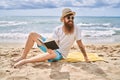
61, 18, 64, 22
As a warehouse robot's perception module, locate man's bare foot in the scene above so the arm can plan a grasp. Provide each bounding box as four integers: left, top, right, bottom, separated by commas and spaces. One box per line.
11, 57, 25, 63
13, 59, 27, 68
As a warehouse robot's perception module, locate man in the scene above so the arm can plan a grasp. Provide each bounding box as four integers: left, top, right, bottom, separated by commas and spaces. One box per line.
14, 8, 89, 68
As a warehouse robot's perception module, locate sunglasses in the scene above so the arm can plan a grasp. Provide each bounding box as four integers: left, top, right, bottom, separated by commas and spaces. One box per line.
66, 16, 74, 20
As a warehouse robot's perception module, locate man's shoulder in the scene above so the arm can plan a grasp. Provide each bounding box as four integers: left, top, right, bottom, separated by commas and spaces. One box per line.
74, 25, 80, 30
54, 25, 62, 30
74, 25, 82, 34
74, 24, 79, 28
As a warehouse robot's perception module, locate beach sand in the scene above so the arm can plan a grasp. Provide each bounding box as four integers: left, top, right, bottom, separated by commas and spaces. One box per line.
0, 42, 120, 80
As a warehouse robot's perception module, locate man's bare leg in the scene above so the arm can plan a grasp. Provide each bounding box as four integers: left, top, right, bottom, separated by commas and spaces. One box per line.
14, 32, 42, 62
14, 49, 57, 68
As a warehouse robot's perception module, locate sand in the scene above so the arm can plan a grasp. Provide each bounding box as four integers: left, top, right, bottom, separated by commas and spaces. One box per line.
0, 42, 120, 80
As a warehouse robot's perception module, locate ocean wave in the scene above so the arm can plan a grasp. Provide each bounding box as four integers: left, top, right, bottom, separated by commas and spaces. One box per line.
0, 21, 28, 27
77, 23, 112, 27
82, 30, 116, 37
0, 29, 117, 40
0, 33, 28, 39
112, 27, 120, 31
0, 33, 53, 40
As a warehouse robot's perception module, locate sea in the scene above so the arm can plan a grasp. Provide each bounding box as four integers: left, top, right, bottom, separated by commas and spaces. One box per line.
0, 16, 120, 44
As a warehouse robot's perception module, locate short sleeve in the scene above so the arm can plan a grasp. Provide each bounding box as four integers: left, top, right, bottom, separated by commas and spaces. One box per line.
76, 26, 82, 40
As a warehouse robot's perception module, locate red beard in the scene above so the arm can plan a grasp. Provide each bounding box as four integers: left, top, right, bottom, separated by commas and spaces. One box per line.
64, 20, 74, 34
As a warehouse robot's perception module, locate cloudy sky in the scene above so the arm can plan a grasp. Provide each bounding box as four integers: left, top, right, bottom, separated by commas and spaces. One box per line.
0, 0, 120, 16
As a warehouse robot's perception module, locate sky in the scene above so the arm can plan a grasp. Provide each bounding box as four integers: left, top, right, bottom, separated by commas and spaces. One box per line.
0, 0, 120, 16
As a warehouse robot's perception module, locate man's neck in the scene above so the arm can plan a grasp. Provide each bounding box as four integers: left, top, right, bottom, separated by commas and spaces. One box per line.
62, 25, 74, 34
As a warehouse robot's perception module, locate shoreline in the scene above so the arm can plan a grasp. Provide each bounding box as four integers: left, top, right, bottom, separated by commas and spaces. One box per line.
0, 40, 120, 47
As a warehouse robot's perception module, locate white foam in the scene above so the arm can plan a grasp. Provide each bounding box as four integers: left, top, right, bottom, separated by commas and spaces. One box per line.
0, 32, 53, 40
0, 21, 28, 27
77, 23, 112, 27
0, 33, 28, 39
112, 27, 120, 31
82, 30, 115, 37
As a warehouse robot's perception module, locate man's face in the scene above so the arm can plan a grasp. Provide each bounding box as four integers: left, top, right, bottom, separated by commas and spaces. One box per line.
63, 14, 74, 33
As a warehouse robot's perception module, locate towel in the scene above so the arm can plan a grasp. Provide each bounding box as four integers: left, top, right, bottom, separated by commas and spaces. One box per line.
63, 52, 103, 62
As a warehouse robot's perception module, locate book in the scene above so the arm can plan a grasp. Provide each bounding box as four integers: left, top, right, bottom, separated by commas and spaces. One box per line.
38, 38, 59, 50
44, 40, 59, 50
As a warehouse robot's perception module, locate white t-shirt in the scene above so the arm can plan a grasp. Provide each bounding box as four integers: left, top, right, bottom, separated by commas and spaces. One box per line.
52, 25, 82, 58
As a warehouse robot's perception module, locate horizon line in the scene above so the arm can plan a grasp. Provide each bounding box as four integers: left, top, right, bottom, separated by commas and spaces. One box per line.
0, 15, 120, 17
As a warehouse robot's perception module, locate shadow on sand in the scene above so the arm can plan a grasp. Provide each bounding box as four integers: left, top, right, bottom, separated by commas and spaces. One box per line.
33, 62, 110, 80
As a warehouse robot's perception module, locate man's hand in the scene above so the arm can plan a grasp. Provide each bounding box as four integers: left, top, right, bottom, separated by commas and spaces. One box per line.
47, 49, 54, 54
77, 40, 91, 63
84, 57, 90, 63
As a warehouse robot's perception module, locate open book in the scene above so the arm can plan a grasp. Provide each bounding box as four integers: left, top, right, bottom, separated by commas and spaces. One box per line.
38, 38, 59, 50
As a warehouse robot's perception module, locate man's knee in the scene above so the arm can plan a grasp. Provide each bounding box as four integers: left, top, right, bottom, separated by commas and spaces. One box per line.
29, 32, 39, 39
28, 32, 40, 40
50, 51, 57, 59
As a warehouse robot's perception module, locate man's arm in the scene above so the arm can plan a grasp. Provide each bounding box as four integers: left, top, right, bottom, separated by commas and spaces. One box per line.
76, 40, 89, 62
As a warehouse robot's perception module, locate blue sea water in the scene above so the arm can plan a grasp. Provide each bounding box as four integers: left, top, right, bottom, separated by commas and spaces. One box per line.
0, 16, 120, 43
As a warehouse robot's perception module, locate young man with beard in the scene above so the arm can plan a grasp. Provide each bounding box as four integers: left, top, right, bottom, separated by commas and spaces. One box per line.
14, 8, 89, 67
